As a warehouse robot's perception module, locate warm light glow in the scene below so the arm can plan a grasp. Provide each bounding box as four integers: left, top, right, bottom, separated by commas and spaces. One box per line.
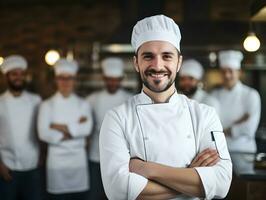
45, 50, 60, 65
209, 52, 217, 62
0, 57, 4, 65
102, 44, 134, 53
243, 32, 260, 52
66, 50, 74, 61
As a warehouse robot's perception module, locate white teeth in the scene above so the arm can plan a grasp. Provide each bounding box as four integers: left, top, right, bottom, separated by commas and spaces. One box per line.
150, 73, 167, 78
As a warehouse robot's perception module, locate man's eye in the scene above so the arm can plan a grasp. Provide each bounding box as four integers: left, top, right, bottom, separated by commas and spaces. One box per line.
143, 55, 153, 60
163, 55, 173, 60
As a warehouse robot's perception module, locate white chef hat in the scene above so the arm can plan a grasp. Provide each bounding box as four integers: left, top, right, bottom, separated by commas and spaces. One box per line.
101, 57, 124, 78
54, 59, 78, 76
179, 59, 204, 80
1, 55, 27, 74
218, 50, 243, 70
131, 15, 181, 52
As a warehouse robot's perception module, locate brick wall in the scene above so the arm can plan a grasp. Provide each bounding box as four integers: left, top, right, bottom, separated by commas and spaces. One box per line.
0, 3, 121, 98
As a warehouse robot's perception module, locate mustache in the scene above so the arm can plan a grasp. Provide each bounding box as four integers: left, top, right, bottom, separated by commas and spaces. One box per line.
144, 68, 171, 76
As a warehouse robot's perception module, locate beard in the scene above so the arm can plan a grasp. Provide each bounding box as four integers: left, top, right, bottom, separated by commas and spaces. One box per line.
7, 79, 26, 92
180, 85, 198, 97
142, 68, 176, 93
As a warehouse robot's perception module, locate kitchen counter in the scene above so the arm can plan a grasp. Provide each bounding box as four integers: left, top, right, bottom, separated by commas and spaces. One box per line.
230, 152, 266, 180
227, 152, 266, 200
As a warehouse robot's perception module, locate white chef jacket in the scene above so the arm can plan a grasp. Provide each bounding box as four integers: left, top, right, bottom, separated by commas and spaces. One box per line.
192, 88, 220, 115
87, 89, 132, 162
0, 90, 41, 171
100, 91, 232, 200
211, 81, 261, 153
38, 92, 93, 194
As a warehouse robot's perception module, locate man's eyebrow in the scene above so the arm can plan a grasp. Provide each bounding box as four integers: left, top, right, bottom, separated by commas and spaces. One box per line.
162, 52, 175, 55
140, 51, 175, 56
140, 52, 153, 56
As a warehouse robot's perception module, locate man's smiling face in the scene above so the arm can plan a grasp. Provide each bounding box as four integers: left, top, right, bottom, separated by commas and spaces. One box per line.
134, 41, 182, 93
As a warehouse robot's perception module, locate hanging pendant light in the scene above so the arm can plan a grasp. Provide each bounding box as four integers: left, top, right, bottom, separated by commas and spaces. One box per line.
45, 50, 60, 66
243, 32, 261, 52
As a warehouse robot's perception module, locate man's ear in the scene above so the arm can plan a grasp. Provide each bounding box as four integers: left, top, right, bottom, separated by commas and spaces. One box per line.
176, 55, 183, 72
133, 56, 140, 72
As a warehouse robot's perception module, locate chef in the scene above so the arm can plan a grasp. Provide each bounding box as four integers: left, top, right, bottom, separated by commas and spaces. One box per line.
179, 59, 220, 114
211, 50, 261, 153
87, 57, 132, 199
38, 59, 93, 200
0, 55, 42, 200
100, 15, 232, 200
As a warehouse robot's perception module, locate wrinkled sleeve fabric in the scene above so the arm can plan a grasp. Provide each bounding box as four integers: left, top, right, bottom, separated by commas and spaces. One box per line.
194, 107, 232, 199
99, 110, 148, 200
38, 102, 63, 145
231, 90, 261, 139
68, 101, 93, 138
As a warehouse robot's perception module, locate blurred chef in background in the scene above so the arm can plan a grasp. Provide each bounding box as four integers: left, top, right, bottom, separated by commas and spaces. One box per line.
179, 59, 220, 114
0, 55, 42, 200
211, 50, 261, 153
38, 59, 93, 200
87, 57, 132, 199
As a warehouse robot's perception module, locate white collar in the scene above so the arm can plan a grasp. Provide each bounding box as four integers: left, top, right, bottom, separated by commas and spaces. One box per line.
225, 81, 242, 92
4, 90, 26, 99
54, 91, 75, 101
136, 89, 181, 105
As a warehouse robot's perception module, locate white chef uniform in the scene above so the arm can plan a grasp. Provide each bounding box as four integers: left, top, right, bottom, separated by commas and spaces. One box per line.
179, 59, 220, 114
212, 81, 261, 153
87, 89, 132, 162
0, 55, 41, 171
212, 50, 261, 153
100, 91, 232, 200
0, 90, 41, 171
87, 57, 132, 162
192, 88, 220, 114
38, 92, 93, 194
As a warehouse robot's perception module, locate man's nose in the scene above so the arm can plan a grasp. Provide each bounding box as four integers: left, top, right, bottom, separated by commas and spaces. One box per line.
151, 56, 163, 69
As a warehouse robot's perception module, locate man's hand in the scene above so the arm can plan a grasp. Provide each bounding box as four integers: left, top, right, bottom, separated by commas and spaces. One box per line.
79, 116, 87, 123
0, 162, 12, 182
189, 148, 220, 168
224, 128, 232, 136
50, 123, 68, 133
234, 113, 249, 125
50, 123, 72, 141
224, 113, 249, 137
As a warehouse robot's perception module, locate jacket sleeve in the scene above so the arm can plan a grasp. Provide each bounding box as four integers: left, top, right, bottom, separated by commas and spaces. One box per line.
37, 102, 64, 144
231, 90, 261, 139
99, 110, 148, 200
194, 107, 232, 199
67, 101, 93, 138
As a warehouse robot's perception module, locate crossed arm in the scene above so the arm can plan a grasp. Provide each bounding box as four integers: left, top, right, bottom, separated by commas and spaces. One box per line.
130, 148, 219, 199
50, 116, 87, 141
100, 110, 231, 200
38, 101, 92, 144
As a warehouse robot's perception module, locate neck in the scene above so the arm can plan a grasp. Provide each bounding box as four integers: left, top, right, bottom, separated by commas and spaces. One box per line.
143, 84, 176, 103
224, 81, 238, 90
59, 91, 72, 98
9, 89, 23, 97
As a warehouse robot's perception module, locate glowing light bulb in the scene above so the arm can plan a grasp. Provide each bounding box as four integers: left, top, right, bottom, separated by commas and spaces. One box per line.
0, 57, 4, 65
243, 32, 260, 52
45, 50, 60, 65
